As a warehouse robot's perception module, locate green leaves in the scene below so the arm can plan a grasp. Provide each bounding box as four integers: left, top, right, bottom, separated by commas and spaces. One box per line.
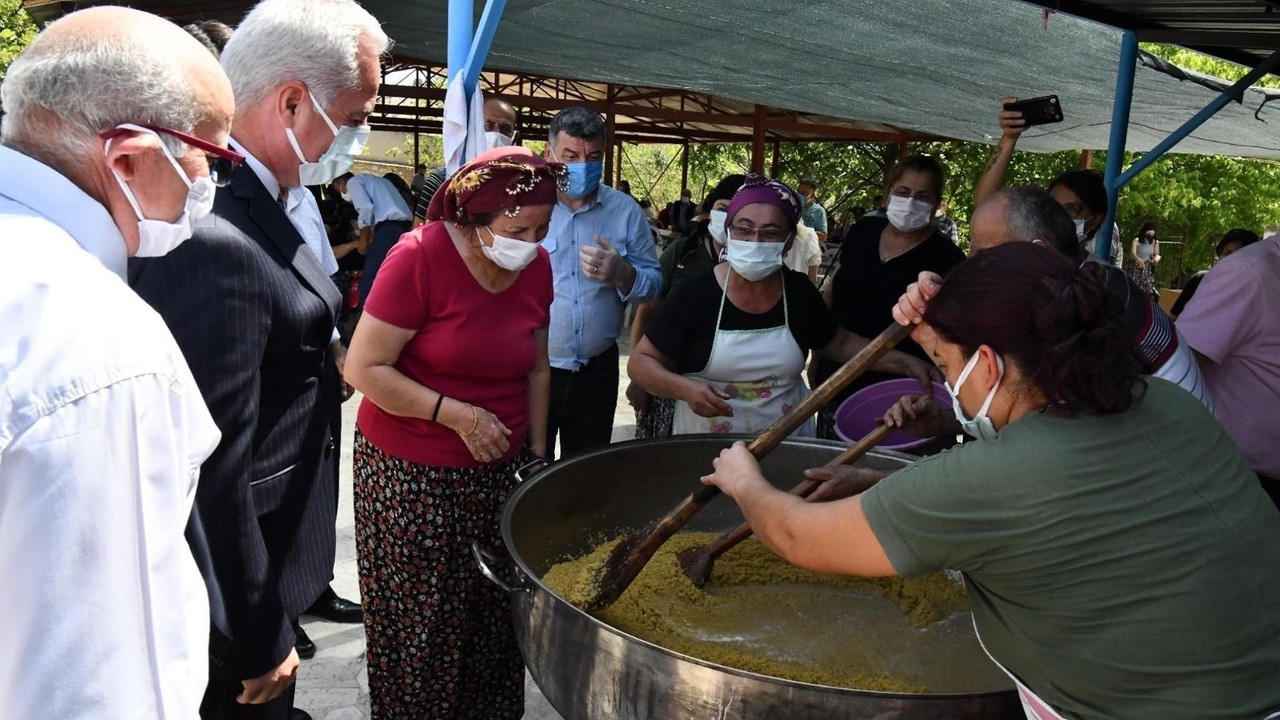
0, 0, 37, 87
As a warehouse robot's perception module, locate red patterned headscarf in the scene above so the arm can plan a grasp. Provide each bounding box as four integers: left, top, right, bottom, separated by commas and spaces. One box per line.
427, 147, 567, 224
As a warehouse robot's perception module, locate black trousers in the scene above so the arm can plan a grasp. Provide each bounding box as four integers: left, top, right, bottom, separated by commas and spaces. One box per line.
548, 344, 619, 460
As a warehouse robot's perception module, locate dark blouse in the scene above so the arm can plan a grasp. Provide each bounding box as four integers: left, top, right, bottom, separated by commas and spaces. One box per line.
645, 267, 837, 375
816, 216, 965, 402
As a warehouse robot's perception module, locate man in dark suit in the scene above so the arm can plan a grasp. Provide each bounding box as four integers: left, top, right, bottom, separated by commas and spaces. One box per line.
129, 1, 387, 718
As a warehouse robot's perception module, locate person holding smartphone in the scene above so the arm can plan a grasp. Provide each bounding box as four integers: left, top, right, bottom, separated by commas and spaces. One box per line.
975, 97, 1124, 268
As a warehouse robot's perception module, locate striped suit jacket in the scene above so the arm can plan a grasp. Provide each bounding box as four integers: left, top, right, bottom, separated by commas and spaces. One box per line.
130, 164, 341, 681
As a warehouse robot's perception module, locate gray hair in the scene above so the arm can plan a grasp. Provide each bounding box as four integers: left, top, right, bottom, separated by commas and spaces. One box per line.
548, 106, 606, 145
1004, 186, 1080, 260
1, 27, 198, 168
221, 0, 389, 110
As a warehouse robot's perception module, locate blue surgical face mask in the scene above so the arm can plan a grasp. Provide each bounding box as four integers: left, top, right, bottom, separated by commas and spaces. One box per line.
945, 351, 1004, 441
554, 150, 603, 199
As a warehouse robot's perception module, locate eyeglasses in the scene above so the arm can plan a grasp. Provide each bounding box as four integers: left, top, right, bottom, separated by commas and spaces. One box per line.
729, 224, 790, 243
99, 124, 245, 187
1060, 202, 1086, 218
890, 186, 938, 204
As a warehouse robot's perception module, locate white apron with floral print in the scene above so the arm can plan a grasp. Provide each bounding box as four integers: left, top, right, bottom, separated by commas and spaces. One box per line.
673, 271, 813, 436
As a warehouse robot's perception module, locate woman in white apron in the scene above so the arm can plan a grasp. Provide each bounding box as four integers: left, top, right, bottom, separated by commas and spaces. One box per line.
628, 174, 937, 438
703, 244, 1280, 720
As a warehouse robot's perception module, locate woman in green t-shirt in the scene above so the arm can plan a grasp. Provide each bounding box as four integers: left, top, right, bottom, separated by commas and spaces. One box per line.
703, 243, 1280, 720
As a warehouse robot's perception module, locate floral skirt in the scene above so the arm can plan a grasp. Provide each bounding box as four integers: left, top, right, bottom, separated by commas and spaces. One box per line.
634, 395, 676, 439
1127, 261, 1158, 299
353, 430, 527, 720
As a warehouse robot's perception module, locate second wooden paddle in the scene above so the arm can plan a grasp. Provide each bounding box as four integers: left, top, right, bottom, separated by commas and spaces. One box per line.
677, 422, 894, 588
582, 321, 914, 611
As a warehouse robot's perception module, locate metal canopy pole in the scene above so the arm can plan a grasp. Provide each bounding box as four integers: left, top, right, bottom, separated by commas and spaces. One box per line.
1098, 31, 1138, 263
462, 0, 509, 96
1099, 40, 1280, 262
447, 0, 472, 84
1116, 46, 1280, 188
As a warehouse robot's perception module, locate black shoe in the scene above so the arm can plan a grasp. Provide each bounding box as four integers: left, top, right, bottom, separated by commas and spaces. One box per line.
290, 710, 312, 720
305, 586, 363, 624
293, 620, 316, 660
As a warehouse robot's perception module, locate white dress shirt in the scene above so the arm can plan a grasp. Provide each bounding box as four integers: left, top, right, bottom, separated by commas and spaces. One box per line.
232, 139, 342, 342
346, 173, 411, 229
0, 144, 219, 718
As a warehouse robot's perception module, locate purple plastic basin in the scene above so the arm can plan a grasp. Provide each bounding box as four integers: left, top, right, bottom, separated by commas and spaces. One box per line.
834, 379, 953, 453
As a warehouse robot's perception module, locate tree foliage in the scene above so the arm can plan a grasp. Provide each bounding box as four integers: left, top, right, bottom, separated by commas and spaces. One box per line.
0, 0, 37, 86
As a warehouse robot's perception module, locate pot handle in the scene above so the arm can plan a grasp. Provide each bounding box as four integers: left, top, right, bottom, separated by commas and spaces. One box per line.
472, 542, 530, 593
515, 457, 549, 483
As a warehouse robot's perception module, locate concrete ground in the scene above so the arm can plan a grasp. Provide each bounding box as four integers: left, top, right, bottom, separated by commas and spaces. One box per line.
294, 352, 639, 719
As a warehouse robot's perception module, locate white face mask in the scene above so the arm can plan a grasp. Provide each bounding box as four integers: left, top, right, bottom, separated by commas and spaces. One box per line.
484, 131, 514, 150
725, 239, 786, 281
285, 89, 371, 186
1074, 218, 1089, 241
105, 124, 216, 258
707, 209, 729, 245
886, 195, 935, 233
945, 351, 1004, 441
339, 190, 352, 203
481, 226, 539, 271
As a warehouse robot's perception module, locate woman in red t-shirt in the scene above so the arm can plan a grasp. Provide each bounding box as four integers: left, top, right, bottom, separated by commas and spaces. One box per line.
344, 148, 564, 720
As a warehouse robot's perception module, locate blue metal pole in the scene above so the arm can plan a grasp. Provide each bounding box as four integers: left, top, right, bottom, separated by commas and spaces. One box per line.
447, 0, 473, 84
1117, 46, 1280, 188
1098, 31, 1138, 263
463, 0, 509, 98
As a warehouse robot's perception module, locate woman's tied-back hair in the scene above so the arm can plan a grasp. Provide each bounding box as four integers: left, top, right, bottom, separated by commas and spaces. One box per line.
923, 243, 1142, 415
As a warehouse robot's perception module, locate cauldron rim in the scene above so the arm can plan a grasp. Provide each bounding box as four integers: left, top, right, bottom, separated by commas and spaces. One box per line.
499, 434, 1014, 701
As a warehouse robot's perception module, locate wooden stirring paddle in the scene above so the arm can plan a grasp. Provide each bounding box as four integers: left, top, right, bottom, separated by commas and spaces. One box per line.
582, 322, 914, 611
677, 422, 894, 588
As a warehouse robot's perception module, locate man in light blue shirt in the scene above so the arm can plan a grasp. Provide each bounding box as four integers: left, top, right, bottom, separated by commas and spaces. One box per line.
797, 178, 828, 243
333, 172, 412, 304
544, 107, 661, 458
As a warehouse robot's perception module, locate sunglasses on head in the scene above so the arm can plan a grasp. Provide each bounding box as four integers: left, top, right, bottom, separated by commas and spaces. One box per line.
99, 124, 244, 187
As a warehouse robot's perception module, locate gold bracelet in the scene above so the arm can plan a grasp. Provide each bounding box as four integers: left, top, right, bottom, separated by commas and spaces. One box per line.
460, 404, 479, 437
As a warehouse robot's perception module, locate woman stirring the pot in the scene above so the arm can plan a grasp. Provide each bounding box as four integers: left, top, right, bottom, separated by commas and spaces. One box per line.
628, 174, 934, 436
703, 243, 1280, 720
344, 147, 563, 719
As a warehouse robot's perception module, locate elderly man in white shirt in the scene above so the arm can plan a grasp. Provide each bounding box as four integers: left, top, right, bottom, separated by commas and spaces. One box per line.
332, 171, 412, 305
0, 7, 235, 718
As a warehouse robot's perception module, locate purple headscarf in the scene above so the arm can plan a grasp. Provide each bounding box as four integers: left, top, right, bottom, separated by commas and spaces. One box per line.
723, 173, 803, 234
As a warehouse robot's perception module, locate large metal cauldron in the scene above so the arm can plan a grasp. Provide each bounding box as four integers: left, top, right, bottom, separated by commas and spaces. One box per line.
475, 435, 1021, 720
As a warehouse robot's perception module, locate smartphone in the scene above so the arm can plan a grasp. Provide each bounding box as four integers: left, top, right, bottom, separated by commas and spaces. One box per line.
1004, 95, 1064, 127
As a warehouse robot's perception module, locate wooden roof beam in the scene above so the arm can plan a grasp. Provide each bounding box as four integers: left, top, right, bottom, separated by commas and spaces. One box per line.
379, 85, 916, 142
